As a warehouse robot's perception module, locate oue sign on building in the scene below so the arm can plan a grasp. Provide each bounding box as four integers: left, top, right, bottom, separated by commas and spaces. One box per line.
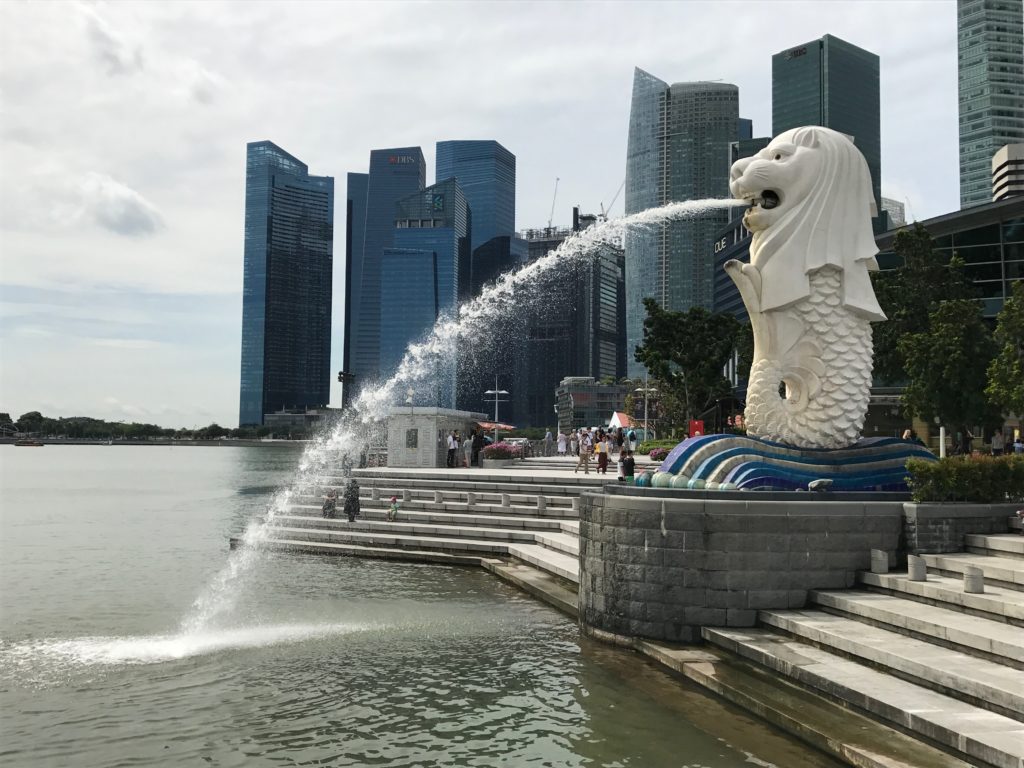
713, 236, 729, 254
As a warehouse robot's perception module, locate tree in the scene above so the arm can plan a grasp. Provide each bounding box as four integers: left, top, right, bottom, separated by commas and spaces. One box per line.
986, 280, 1024, 417
0, 413, 11, 425
872, 223, 977, 383
634, 299, 740, 425
16, 411, 44, 433
899, 298, 999, 432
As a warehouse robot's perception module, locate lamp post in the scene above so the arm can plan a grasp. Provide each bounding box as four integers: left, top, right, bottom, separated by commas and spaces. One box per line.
484, 376, 509, 443
634, 374, 658, 442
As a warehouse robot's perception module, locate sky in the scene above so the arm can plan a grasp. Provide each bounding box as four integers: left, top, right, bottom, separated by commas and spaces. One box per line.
0, 0, 961, 429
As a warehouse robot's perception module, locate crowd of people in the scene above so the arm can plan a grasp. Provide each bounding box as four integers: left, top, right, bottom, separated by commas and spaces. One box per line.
446, 428, 486, 468
555, 425, 637, 481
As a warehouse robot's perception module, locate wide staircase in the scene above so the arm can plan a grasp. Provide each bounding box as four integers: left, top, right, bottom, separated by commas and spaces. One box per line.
252, 465, 610, 588
703, 528, 1024, 768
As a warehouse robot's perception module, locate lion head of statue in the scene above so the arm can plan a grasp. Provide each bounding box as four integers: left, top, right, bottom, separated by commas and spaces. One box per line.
728, 126, 885, 321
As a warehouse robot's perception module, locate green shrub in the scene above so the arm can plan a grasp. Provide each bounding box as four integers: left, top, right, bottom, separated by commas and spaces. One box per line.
636, 439, 680, 455
906, 454, 1024, 503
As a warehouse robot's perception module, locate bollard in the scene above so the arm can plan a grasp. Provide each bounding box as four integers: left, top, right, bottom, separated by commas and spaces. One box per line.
870, 549, 889, 575
403, 489, 411, 502
537, 495, 546, 513
501, 493, 511, 508
963, 565, 985, 593
907, 555, 927, 582
434, 490, 442, 504
371, 487, 380, 501
466, 492, 476, 508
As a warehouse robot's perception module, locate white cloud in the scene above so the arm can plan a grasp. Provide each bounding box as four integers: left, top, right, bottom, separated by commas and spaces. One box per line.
0, 0, 963, 427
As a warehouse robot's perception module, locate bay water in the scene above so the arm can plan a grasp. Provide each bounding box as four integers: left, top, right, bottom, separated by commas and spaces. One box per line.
0, 445, 838, 767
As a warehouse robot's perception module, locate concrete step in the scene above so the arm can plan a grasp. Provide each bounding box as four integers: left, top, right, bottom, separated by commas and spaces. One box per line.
297, 496, 579, 519
967, 533, 1024, 561
236, 537, 485, 567
921, 553, 1024, 592
759, 609, 1024, 718
643, 643, 976, 768
860, 569, 1024, 626
506, 543, 579, 583
267, 526, 580, 583
273, 516, 580, 558
290, 504, 577, 530
348, 469, 606, 491
704, 626, 1024, 768
811, 589, 1024, 666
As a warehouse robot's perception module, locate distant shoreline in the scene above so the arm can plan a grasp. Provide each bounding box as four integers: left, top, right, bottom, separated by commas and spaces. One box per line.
1, 438, 308, 448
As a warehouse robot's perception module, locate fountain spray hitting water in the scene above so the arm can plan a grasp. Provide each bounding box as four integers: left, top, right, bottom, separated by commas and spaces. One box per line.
179, 198, 742, 635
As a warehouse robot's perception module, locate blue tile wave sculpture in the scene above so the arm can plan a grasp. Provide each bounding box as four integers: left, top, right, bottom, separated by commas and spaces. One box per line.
651, 434, 935, 492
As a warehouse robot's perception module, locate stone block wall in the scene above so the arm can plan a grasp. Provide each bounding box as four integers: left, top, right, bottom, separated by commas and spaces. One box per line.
579, 492, 904, 643
903, 502, 1021, 554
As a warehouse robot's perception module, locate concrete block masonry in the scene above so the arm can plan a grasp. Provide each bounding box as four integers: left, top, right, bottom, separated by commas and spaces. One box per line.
578, 490, 904, 643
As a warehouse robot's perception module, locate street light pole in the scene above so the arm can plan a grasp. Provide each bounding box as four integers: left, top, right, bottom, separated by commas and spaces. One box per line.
484, 376, 510, 444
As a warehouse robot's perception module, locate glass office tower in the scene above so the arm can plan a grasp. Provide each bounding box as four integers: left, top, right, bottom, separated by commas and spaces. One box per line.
958, 0, 1024, 208
435, 140, 515, 254
342, 172, 368, 407
346, 148, 425, 393
239, 141, 334, 426
624, 69, 739, 377
379, 178, 470, 407
772, 34, 882, 224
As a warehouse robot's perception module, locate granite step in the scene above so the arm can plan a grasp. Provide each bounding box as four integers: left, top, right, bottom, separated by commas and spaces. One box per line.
236, 537, 485, 568
295, 496, 579, 519
921, 553, 1024, 591
810, 589, 1024, 666
289, 504, 577, 531
966, 533, 1024, 561
703, 626, 1024, 768
759, 609, 1024, 718
267, 526, 580, 583
859, 569, 1024, 626
274, 515, 581, 558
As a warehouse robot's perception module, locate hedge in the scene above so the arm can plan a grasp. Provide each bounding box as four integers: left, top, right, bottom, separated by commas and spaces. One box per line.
636, 439, 680, 455
905, 454, 1024, 503
481, 441, 523, 460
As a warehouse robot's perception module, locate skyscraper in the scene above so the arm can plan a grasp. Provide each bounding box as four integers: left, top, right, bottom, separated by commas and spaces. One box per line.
379, 179, 470, 407
239, 141, 334, 426
624, 69, 739, 376
958, 0, 1024, 208
342, 172, 368, 407
345, 148, 425, 394
435, 140, 515, 253
772, 34, 882, 223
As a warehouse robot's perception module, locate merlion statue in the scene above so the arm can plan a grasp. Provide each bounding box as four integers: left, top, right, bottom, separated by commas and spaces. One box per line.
725, 126, 886, 450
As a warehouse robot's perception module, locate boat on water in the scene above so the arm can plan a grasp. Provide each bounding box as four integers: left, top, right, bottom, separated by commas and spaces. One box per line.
14, 439, 44, 447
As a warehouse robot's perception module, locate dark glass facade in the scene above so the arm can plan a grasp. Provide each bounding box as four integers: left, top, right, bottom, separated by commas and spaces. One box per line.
381, 179, 470, 408
342, 172, 368, 407
554, 377, 630, 434
435, 140, 516, 254
958, 0, 1024, 208
511, 212, 626, 428
347, 147, 425, 392
239, 141, 334, 426
773, 35, 883, 229
624, 68, 739, 376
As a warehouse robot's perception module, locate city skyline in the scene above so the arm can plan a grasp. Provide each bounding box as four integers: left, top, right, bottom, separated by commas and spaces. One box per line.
1, 1, 963, 427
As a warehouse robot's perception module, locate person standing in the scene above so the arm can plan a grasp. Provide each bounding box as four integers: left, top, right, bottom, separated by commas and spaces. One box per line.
447, 431, 457, 468
622, 450, 636, 484
575, 428, 593, 474
464, 428, 475, 467
472, 429, 484, 467
991, 428, 1005, 457
556, 430, 567, 456
343, 480, 360, 522
570, 430, 579, 457
321, 488, 338, 519
543, 429, 553, 457
596, 433, 609, 474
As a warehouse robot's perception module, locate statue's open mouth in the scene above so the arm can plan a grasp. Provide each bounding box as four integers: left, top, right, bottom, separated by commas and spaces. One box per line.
755, 190, 780, 209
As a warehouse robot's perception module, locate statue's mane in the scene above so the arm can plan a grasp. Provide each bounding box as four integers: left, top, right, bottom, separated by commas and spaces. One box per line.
751, 126, 885, 321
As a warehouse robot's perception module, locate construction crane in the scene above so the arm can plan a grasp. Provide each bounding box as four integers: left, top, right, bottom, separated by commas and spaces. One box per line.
599, 179, 626, 220
547, 177, 559, 229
